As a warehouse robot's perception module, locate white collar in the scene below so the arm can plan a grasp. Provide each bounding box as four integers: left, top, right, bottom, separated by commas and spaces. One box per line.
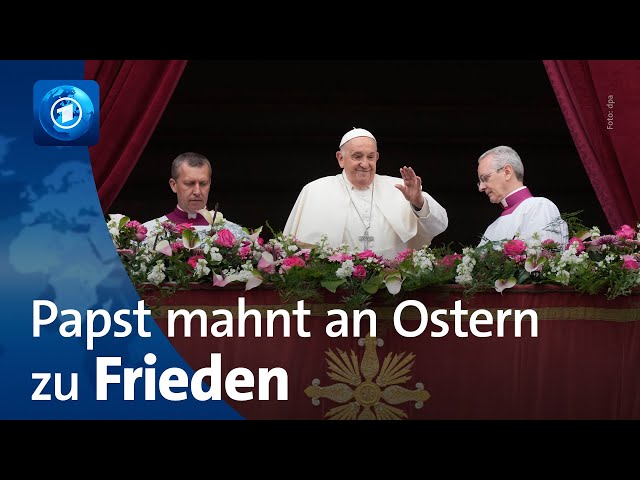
177, 205, 199, 219
500, 186, 527, 207
342, 172, 374, 191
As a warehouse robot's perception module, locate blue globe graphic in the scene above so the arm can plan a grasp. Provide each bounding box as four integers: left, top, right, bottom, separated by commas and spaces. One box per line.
38, 85, 95, 141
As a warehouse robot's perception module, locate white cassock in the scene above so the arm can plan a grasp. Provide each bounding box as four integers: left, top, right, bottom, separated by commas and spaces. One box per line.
283, 174, 448, 259
141, 207, 247, 246
478, 188, 568, 247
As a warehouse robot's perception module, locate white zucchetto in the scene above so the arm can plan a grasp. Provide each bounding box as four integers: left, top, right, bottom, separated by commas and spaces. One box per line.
339, 127, 376, 148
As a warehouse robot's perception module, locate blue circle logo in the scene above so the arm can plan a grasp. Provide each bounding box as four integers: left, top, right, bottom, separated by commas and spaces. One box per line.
38, 85, 95, 142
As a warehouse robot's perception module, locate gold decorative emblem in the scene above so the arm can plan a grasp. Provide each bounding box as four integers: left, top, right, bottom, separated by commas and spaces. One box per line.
304, 335, 430, 420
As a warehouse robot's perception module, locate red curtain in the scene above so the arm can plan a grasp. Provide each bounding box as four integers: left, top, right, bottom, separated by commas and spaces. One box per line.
543, 60, 640, 230
84, 60, 188, 213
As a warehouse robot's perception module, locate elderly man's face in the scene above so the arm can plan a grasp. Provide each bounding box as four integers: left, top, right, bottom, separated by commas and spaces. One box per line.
337, 137, 378, 189
170, 163, 211, 214
477, 155, 509, 203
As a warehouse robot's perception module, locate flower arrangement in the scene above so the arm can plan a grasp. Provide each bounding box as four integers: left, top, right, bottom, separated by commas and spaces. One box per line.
107, 210, 264, 299
106, 212, 640, 308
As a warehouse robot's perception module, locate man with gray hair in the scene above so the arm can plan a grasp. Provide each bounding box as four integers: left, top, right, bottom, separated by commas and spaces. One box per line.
283, 127, 448, 259
476, 145, 568, 246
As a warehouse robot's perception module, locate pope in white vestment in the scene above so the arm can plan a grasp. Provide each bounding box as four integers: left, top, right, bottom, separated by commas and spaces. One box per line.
283, 128, 448, 259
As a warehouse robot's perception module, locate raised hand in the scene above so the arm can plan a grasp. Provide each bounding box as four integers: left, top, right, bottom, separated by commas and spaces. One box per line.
395, 166, 425, 209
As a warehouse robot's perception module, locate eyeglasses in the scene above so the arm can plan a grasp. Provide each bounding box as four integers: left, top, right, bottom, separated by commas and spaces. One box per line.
477, 166, 505, 188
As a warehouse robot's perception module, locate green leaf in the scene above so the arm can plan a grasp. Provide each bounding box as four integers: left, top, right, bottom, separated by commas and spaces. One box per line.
320, 279, 346, 293
362, 273, 384, 294
517, 270, 531, 284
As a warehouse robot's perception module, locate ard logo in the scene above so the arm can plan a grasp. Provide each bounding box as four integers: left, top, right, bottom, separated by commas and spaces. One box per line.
33, 80, 100, 146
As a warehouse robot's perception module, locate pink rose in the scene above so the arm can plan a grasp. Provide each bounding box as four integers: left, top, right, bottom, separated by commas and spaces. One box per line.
135, 225, 148, 241
296, 249, 311, 261
622, 255, 639, 270
503, 239, 527, 257
357, 250, 384, 263
352, 265, 367, 279
175, 223, 194, 234
216, 229, 236, 248
239, 244, 253, 259
394, 249, 413, 263
616, 224, 636, 240
280, 256, 306, 272
170, 241, 184, 253
187, 254, 205, 269
125, 220, 148, 241
566, 237, 585, 254
328, 253, 353, 262
440, 253, 462, 268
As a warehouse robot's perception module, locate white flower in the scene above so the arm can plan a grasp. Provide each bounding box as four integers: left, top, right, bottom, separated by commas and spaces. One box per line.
526, 237, 543, 257
193, 258, 211, 278
336, 260, 355, 279
197, 208, 225, 226
108, 213, 127, 225
384, 273, 403, 295
147, 260, 166, 285
454, 248, 476, 285
525, 256, 545, 273
494, 277, 516, 293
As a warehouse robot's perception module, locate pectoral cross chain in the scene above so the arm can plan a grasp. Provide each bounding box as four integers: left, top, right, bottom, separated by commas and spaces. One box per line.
359, 229, 374, 250
342, 172, 375, 252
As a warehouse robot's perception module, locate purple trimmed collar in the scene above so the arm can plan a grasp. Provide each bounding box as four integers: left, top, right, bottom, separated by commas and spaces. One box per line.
500, 187, 533, 216
165, 206, 210, 226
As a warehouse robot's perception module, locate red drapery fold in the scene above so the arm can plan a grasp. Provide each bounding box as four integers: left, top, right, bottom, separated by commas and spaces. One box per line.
543, 60, 640, 230
84, 60, 188, 213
